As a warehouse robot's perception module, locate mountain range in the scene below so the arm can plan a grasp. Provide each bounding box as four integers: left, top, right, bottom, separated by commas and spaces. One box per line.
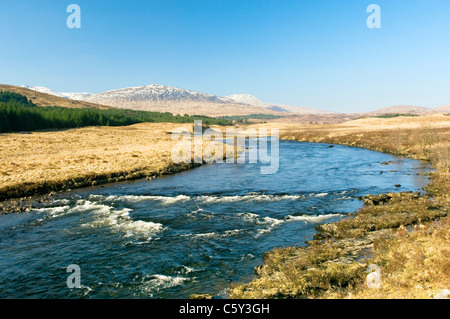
15, 84, 450, 118
82, 84, 333, 115
21, 84, 281, 117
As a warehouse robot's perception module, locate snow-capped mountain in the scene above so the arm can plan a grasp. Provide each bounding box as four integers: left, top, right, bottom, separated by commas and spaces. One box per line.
21, 85, 65, 98
19, 84, 331, 115
226, 93, 332, 114
80, 84, 284, 116
21, 85, 93, 101
18, 84, 284, 116
226, 94, 268, 108
86, 84, 233, 105
59, 92, 94, 100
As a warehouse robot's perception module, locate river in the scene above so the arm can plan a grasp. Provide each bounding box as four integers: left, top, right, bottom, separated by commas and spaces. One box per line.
0, 140, 431, 298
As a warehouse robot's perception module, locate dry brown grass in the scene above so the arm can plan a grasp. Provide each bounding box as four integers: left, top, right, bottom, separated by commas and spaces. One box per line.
314, 193, 446, 240
346, 218, 450, 299
229, 240, 366, 299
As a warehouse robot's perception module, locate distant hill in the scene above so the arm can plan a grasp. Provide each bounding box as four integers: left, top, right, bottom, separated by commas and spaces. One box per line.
265, 103, 333, 114
435, 104, 450, 114
225, 93, 333, 114
367, 105, 437, 115
0, 85, 111, 109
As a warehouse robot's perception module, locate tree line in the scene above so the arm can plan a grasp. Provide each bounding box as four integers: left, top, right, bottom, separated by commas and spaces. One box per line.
0, 91, 232, 133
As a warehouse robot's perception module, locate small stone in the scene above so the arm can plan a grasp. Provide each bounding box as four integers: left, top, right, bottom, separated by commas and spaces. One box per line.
189, 294, 213, 299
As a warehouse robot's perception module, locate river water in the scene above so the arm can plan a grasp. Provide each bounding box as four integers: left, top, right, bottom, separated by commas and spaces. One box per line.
0, 140, 431, 298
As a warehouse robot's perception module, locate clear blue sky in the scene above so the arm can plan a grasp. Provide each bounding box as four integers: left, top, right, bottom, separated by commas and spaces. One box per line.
1, 0, 449, 113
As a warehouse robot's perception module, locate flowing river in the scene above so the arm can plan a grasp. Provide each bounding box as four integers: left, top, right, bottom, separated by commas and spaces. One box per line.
0, 140, 431, 298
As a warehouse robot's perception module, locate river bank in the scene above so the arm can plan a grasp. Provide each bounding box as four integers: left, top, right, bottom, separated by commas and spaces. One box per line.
0, 122, 235, 213
228, 115, 449, 299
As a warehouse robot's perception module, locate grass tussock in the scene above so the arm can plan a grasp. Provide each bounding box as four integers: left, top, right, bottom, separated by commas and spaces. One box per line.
315, 193, 446, 240
229, 241, 366, 299
342, 217, 450, 299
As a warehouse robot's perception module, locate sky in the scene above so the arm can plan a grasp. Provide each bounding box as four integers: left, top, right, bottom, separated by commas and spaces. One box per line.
1, 0, 450, 113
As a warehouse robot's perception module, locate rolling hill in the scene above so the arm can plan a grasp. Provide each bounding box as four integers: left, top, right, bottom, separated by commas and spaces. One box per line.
0, 84, 111, 109
435, 104, 450, 114
367, 105, 437, 115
